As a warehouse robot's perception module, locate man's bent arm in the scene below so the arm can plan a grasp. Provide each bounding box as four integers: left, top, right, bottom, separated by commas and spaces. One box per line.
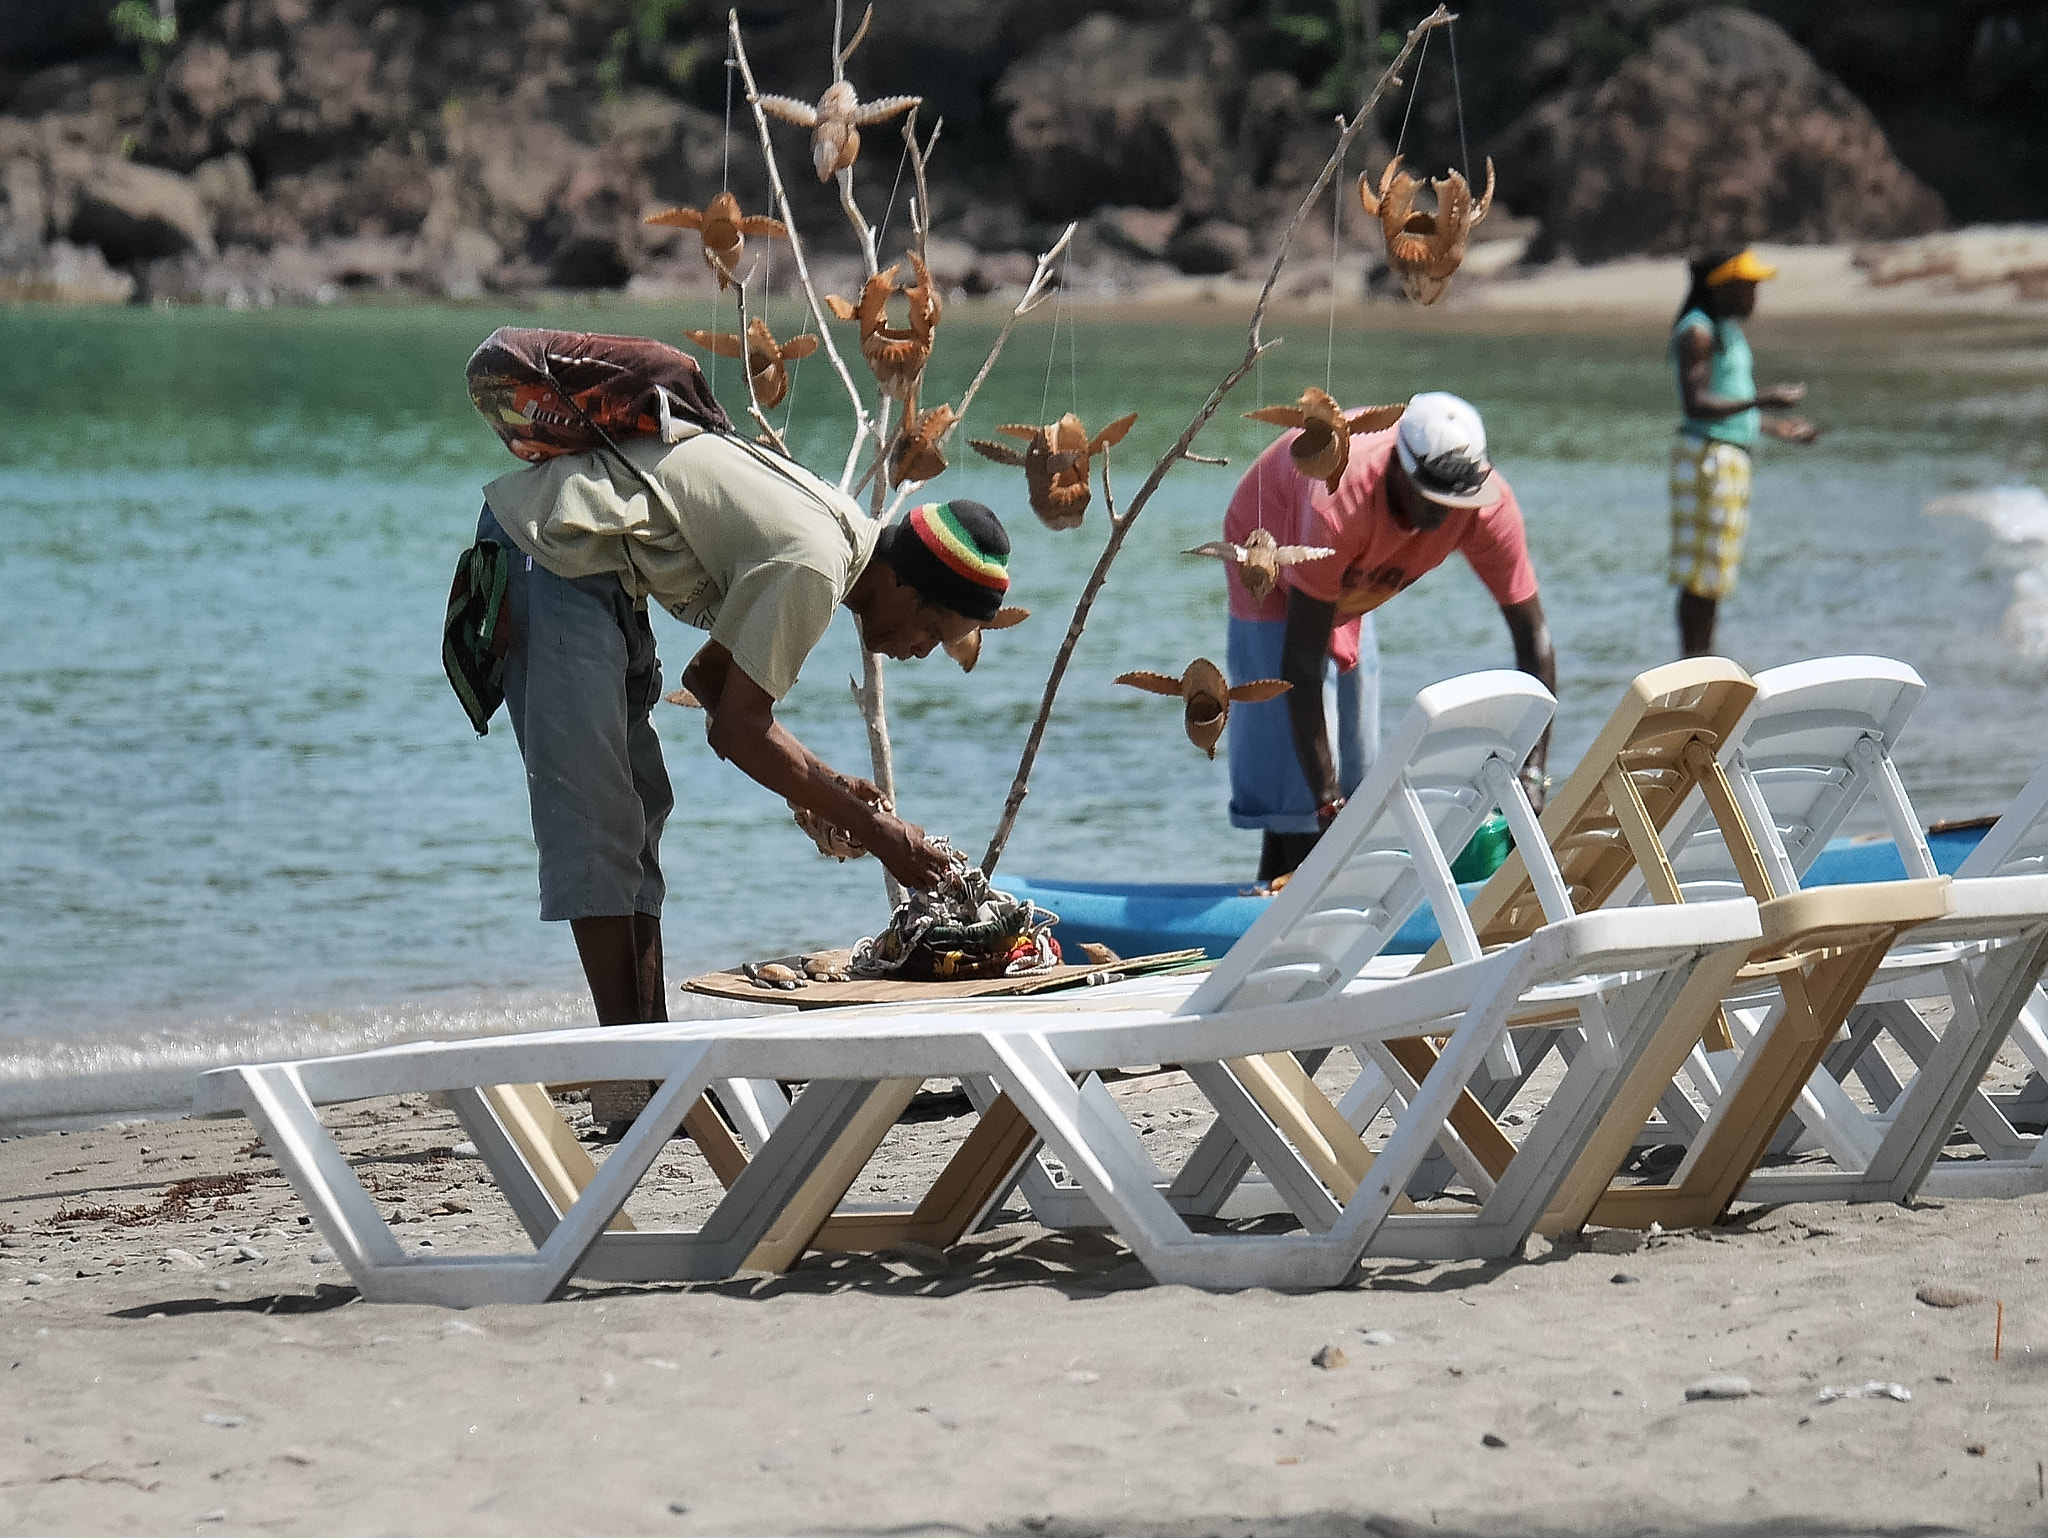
684, 641, 953, 890
1281, 588, 1342, 813
1502, 595, 1556, 796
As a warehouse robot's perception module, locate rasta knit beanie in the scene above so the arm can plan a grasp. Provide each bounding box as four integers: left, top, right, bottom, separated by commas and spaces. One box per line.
878, 500, 1011, 622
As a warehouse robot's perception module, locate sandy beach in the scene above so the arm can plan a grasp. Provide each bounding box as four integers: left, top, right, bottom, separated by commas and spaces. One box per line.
4, 1074, 2045, 1536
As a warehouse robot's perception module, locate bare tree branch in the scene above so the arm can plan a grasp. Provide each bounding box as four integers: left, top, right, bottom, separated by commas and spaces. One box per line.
727, 10, 872, 482
880, 220, 1076, 521
978, 5, 1455, 877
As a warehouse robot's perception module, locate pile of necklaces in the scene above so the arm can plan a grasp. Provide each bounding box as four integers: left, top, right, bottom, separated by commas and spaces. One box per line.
850, 849, 1060, 981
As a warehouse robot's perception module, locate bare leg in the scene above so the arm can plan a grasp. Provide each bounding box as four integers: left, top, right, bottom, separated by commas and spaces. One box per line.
1677, 589, 1718, 659
1259, 831, 1321, 883
570, 913, 667, 1024
572, 914, 666, 1134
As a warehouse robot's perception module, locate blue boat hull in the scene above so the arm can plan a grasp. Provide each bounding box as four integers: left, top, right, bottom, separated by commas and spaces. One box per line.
1000, 826, 1990, 963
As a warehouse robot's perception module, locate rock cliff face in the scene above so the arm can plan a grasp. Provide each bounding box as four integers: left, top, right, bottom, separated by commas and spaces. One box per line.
1507, 10, 1944, 262
0, 0, 1993, 303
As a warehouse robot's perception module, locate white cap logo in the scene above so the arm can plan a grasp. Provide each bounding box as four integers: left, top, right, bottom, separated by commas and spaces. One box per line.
1395, 391, 1501, 509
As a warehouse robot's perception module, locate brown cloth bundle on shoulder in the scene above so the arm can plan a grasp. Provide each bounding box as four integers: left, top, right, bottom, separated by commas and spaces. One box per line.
465, 326, 732, 463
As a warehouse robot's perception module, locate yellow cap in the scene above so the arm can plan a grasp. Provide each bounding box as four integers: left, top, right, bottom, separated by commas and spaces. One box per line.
1705, 248, 1778, 286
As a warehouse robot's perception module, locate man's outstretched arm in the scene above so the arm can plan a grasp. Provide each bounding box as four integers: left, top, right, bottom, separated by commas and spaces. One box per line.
1281, 588, 1342, 822
1501, 595, 1556, 806
683, 640, 954, 890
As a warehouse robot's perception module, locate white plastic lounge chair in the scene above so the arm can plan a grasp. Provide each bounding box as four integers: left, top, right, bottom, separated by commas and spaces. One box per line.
1560, 656, 2048, 1224
1158, 659, 1778, 1254
1662, 660, 2048, 1204
194, 670, 1762, 1303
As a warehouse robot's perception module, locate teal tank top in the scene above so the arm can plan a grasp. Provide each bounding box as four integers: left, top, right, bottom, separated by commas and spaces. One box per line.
1673, 309, 1759, 446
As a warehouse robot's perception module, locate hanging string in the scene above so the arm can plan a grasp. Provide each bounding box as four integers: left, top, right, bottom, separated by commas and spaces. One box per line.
1066, 261, 1079, 412
721, 50, 735, 192
873, 137, 912, 258
1326, 141, 1345, 393
1037, 251, 1066, 424
1393, 28, 1429, 158
1448, 19, 1471, 183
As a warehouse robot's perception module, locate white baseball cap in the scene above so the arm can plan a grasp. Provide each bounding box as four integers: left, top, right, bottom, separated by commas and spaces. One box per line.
1394, 391, 1502, 509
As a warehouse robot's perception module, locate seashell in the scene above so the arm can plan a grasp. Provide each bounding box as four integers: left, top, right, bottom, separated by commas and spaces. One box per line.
1115, 658, 1290, 759
1358, 155, 1495, 306
970, 412, 1136, 529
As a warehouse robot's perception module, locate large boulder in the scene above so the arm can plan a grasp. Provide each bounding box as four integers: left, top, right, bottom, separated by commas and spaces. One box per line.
996, 16, 1239, 222
68, 155, 216, 262
1515, 9, 1944, 262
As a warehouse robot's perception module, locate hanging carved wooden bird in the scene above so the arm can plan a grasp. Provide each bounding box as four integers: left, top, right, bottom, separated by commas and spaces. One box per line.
643, 191, 787, 289
969, 411, 1137, 530
1358, 155, 1496, 305
942, 605, 1029, 674
1245, 388, 1405, 493
1184, 527, 1336, 603
682, 317, 819, 410
825, 251, 940, 400
1115, 658, 1290, 759
891, 402, 956, 486
757, 79, 922, 182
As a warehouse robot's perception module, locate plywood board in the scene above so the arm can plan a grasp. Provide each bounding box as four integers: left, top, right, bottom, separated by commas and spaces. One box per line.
681, 948, 1208, 1009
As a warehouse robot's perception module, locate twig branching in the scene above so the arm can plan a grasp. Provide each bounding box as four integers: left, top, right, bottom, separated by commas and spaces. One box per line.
881, 220, 1075, 521
978, 5, 1455, 876
727, 10, 872, 486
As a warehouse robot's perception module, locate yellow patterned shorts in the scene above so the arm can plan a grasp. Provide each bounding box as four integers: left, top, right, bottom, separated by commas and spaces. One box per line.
1668, 436, 1752, 600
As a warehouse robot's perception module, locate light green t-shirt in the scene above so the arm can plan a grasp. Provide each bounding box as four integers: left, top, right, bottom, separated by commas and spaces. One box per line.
484, 429, 879, 701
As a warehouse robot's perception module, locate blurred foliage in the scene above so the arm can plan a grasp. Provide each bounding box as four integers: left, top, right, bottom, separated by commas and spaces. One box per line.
108, 0, 177, 74
596, 0, 708, 101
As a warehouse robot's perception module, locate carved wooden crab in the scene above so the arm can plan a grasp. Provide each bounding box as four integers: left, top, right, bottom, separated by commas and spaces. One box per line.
682, 317, 819, 410
942, 604, 1029, 674
826, 251, 941, 400
1115, 658, 1290, 759
890, 401, 956, 486
1185, 527, 1336, 603
1245, 388, 1405, 492
644, 191, 787, 290
1358, 155, 1496, 305
757, 79, 922, 182
969, 411, 1137, 530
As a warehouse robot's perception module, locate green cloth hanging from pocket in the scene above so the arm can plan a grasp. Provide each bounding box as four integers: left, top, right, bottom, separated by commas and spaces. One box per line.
442, 539, 512, 735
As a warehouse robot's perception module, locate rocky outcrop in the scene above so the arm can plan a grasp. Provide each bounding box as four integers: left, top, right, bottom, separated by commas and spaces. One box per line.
0, 0, 1986, 302
1508, 9, 1945, 262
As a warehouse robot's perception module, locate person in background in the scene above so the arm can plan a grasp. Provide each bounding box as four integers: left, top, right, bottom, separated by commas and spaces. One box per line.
1224, 391, 1554, 882
1670, 246, 1820, 657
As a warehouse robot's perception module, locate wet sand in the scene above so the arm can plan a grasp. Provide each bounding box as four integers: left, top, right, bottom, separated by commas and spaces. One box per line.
3, 1081, 2045, 1536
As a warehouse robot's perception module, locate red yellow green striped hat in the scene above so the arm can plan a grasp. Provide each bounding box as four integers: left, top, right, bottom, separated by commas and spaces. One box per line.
879, 500, 1012, 621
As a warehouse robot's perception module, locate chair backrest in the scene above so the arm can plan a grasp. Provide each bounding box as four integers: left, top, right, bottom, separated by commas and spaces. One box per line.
1428, 658, 1760, 967
1955, 752, 2048, 880
1180, 670, 1555, 1016
1651, 656, 1934, 902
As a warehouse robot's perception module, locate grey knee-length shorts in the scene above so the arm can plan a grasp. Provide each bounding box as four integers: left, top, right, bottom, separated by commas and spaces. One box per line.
479, 506, 674, 921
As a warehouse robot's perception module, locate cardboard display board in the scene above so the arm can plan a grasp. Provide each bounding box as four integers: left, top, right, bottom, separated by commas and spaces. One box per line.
682, 948, 1207, 1009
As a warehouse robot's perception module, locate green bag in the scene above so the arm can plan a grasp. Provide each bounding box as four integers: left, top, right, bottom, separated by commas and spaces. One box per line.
442, 539, 512, 735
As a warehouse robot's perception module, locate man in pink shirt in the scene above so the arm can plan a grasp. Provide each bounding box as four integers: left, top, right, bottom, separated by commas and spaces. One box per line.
1223, 391, 1554, 880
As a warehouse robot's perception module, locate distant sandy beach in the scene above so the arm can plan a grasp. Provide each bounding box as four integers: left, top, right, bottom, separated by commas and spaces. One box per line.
3, 1077, 2044, 1536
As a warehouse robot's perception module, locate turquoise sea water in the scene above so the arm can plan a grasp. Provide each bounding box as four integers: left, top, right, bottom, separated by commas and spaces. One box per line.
3, 298, 2045, 1123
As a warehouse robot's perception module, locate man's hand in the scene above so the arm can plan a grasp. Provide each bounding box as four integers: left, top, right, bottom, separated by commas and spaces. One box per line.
1757, 381, 1807, 409
1763, 415, 1820, 445
868, 812, 955, 891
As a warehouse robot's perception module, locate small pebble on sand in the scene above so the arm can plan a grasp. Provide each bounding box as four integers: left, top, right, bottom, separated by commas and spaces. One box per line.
1482, 1433, 1507, 1448
1915, 1284, 1988, 1309
1310, 1344, 1349, 1369
1612, 1272, 1640, 1285
1685, 1376, 1754, 1401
